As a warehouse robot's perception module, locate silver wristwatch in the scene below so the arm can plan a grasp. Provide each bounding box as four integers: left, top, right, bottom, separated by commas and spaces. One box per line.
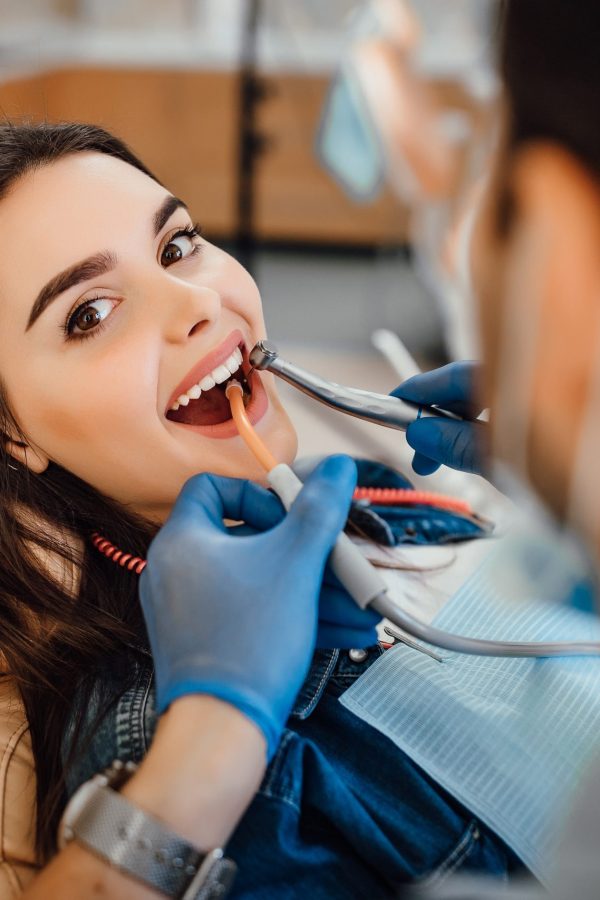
58, 759, 237, 899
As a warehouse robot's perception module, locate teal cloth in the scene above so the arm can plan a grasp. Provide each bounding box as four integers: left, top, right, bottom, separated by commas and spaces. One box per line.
340, 555, 600, 885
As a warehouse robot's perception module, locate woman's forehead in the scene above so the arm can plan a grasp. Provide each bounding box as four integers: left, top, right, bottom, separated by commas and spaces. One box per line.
0, 153, 167, 304
1, 152, 163, 239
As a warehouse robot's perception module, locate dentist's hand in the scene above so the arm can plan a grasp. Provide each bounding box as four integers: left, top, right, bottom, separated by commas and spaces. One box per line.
316, 567, 380, 649
228, 496, 380, 649
139, 456, 370, 760
391, 361, 488, 476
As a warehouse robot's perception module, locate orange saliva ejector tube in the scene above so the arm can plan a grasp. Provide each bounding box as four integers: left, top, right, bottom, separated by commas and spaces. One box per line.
225, 380, 278, 472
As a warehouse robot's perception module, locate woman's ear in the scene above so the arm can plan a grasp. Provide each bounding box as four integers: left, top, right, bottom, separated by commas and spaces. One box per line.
4, 437, 49, 475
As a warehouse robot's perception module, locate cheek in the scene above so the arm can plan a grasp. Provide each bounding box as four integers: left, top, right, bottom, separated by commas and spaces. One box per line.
19, 343, 155, 455
215, 251, 266, 332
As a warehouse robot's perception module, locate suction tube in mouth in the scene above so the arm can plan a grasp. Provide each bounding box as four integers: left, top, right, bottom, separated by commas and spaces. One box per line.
225, 380, 278, 471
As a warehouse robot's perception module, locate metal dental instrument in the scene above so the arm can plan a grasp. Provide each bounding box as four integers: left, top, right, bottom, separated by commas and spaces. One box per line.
383, 626, 445, 662
249, 340, 468, 432
245, 341, 600, 659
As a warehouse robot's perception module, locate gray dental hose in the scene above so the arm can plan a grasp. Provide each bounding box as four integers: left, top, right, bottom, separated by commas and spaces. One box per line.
251, 341, 600, 659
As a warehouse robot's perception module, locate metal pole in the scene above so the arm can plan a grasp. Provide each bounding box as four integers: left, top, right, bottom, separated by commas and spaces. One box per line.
235, 0, 263, 274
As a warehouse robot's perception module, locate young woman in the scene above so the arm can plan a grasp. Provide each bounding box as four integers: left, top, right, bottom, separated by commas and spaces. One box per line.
0, 121, 520, 898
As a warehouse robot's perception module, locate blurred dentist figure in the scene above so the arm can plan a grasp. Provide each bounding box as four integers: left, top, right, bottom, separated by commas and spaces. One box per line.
324, 2, 600, 895
397, 0, 600, 555
397, 2, 600, 896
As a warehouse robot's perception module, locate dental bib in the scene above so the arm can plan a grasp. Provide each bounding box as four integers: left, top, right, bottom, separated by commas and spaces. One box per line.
340, 527, 600, 885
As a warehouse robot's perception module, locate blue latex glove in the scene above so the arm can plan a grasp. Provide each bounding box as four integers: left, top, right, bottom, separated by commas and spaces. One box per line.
139, 456, 373, 759
226, 458, 379, 649
314, 566, 379, 649
391, 361, 488, 476
228, 527, 379, 650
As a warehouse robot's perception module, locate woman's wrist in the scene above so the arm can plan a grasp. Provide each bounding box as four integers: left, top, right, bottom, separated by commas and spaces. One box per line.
122, 694, 267, 848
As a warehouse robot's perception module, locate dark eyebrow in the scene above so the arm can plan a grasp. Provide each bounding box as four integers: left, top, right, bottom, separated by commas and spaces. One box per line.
26, 251, 117, 332
153, 195, 188, 237
26, 195, 189, 332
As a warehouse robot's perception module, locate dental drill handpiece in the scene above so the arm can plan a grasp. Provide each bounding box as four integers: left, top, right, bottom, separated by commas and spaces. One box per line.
249, 340, 468, 431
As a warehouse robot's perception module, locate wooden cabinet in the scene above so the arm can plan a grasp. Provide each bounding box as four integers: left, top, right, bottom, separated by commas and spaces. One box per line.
253, 72, 407, 245
0, 66, 406, 245
0, 67, 240, 237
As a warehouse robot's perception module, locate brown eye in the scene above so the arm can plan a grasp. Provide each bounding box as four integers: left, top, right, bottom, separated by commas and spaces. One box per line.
161, 233, 196, 267
67, 297, 115, 338
75, 306, 102, 331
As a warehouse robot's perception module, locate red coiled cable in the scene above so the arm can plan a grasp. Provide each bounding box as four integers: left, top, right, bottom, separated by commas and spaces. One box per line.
91, 532, 147, 575
352, 487, 472, 516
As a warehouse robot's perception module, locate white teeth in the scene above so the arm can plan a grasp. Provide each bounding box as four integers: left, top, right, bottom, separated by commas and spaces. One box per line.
212, 364, 232, 384
225, 352, 241, 375
199, 374, 216, 392
169, 345, 246, 412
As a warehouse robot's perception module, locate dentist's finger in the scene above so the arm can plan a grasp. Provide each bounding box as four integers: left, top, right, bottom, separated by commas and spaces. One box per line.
392, 361, 484, 417
410, 450, 442, 476
169, 473, 285, 534
405, 418, 486, 475
282, 455, 357, 553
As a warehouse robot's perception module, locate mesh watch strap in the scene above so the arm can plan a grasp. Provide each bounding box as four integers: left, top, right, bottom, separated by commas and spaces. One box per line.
63, 782, 236, 899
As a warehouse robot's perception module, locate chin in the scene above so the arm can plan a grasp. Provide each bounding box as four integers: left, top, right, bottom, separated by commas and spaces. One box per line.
266, 406, 298, 461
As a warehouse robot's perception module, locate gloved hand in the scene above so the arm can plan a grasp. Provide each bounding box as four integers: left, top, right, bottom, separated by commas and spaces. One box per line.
139, 456, 374, 759
228, 528, 381, 650
316, 566, 380, 649
391, 361, 488, 476
227, 526, 380, 650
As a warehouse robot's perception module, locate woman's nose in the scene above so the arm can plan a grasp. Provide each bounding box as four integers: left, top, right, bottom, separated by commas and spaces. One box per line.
161, 280, 222, 344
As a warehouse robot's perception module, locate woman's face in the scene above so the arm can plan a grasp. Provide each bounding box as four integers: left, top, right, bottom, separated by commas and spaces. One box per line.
0, 152, 297, 521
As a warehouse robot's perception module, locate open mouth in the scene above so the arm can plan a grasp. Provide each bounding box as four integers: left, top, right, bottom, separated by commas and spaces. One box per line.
166, 338, 256, 428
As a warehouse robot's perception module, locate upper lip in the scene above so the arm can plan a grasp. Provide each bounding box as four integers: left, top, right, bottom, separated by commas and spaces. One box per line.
166, 329, 245, 412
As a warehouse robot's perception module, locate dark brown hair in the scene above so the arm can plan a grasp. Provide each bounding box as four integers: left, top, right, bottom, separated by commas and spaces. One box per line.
0, 122, 161, 861
500, 0, 600, 178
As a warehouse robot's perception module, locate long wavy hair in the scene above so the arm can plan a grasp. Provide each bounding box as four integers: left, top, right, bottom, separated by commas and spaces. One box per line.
0, 121, 162, 862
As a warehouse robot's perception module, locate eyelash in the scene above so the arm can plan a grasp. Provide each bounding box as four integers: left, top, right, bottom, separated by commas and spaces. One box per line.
62, 223, 203, 342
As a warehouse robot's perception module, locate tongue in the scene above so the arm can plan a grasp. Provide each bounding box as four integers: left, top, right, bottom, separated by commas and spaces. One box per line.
169, 383, 233, 426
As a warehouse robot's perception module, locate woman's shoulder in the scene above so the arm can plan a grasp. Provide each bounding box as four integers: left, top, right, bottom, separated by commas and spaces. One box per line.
0, 677, 38, 896
0, 677, 26, 721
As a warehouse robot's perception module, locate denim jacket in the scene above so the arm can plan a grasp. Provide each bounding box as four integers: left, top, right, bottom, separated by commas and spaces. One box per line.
63, 461, 520, 899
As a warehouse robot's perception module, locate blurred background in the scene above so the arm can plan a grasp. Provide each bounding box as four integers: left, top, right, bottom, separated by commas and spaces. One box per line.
0, 0, 497, 466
